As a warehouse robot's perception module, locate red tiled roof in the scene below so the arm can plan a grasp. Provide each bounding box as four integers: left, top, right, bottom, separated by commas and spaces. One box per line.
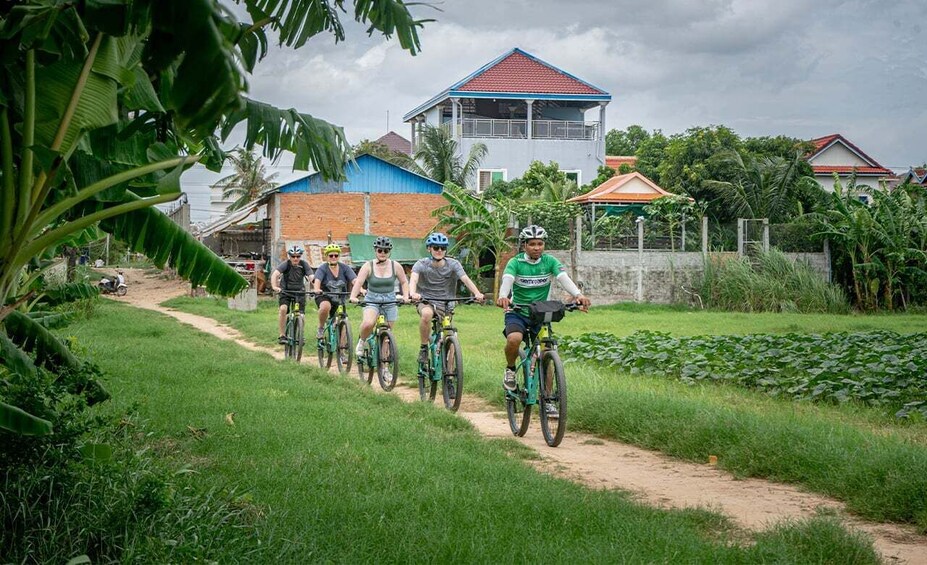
812, 166, 892, 176
569, 172, 673, 204
605, 156, 638, 171
456, 51, 606, 95
810, 134, 840, 152
375, 131, 411, 155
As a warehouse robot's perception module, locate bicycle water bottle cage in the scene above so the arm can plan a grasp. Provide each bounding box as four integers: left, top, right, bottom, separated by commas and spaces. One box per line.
528, 301, 565, 324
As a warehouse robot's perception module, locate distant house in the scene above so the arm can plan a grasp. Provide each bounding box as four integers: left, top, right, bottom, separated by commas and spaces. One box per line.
404, 47, 611, 192
375, 131, 412, 155
897, 167, 927, 186
568, 171, 673, 215
605, 156, 637, 172
197, 154, 443, 263
807, 134, 894, 200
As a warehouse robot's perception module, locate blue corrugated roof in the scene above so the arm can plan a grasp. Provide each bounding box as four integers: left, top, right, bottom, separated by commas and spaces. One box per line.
277, 154, 442, 195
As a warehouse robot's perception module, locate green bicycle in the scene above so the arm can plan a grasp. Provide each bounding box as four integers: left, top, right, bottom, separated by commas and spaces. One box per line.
505, 300, 579, 447
416, 296, 478, 412
355, 300, 402, 391
316, 291, 353, 374
280, 290, 307, 362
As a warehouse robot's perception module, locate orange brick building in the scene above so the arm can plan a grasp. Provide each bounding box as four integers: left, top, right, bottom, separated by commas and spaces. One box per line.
266, 154, 446, 264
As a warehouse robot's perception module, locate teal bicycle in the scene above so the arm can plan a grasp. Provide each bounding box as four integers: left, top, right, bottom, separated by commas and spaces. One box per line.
279, 290, 308, 362
415, 296, 479, 412
505, 300, 579, 447
315, 291, 353, 374
355, 300, 402, 391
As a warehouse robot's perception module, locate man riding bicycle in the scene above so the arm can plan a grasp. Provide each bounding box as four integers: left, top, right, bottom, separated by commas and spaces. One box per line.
409, 232, 485, 365
312, 243, 358, 340
496, 225, 590, 411
271, 245, 313, 344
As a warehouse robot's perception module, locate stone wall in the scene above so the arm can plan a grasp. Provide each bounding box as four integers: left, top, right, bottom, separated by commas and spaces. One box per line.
548, 250, 830, 305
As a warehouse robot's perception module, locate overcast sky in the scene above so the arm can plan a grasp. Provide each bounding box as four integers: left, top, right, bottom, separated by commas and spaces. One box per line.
182, 0, 927, 222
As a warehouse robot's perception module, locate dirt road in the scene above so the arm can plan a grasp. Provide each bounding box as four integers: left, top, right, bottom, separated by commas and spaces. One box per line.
114, 268, 927, 564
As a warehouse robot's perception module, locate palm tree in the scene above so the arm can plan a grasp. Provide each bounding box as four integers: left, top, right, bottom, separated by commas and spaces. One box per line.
703, 150, 818, 222
411, 125, 487, 187
213, 149, 279, 212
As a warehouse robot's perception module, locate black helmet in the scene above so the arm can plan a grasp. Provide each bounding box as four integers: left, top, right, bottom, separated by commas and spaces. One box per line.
373, 236, 393, 250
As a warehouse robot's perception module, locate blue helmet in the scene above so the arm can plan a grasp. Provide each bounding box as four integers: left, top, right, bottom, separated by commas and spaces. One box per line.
425, 232, 449, 247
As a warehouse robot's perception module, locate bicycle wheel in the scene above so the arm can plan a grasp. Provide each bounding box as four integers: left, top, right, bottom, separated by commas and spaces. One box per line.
539, 350, 567, 447
376, 330, 399, 391
335, 319, 353, 374
441, 335, 463, 412
418, 352, 437, 402
505, 348, 531, 437
284, 316, 296, 360
357, 340, 374, 384
317, 324, 330, 368
294, 315, 305, 363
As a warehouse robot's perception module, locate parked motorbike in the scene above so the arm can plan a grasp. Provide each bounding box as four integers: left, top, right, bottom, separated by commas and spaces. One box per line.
99, 275, 127, 296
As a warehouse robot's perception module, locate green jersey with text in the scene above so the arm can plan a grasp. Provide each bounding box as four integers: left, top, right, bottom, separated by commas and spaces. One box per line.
503, 253, 566, 306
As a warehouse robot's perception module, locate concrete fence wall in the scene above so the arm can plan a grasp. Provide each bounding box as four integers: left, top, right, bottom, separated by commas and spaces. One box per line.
548, 250, 831, 305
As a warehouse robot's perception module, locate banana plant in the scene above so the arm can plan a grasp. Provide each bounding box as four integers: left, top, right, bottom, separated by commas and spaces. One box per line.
0, 0, 429, 434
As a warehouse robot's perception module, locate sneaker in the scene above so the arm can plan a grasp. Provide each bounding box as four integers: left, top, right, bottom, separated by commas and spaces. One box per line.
316, 327, 325, 340
354, 340, 365, 358
544, 402, 559, 419
278, 335, 288, 344
502, 368, 517, 392
417, 346, 428, 365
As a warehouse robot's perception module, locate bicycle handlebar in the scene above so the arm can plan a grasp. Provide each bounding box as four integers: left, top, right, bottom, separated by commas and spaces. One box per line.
509, 301, 583, 312
416, 296, 484, 306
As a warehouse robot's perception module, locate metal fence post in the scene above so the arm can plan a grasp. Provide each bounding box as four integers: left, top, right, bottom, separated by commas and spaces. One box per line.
737, 218, 744, 257
636, 216, 644, 302
701, 216, 708, 255
762, 218, 770, 252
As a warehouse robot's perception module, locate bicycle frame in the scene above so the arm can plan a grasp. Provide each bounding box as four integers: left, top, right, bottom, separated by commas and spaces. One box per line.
510, 324, 555, 406
421, 307, 455, 382
360, 313, 388, 368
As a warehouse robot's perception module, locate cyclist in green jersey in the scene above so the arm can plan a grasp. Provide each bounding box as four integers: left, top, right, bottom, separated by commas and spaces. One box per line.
496, 225, 590, 393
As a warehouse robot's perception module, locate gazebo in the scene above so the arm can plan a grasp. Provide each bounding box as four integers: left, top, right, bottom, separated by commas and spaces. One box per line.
568, 171, 673, 218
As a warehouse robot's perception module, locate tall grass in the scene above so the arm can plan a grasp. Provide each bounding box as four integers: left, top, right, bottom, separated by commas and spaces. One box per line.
697, 247, 849, 313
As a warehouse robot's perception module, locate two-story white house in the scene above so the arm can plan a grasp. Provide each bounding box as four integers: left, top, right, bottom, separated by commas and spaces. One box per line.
403, 48, 611, 192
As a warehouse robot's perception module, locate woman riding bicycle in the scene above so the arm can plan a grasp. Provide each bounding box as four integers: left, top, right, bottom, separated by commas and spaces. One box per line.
271, 245, 314, 344
349, 236, 410, 357
496, 225, 590, 404
313, 243, 358, 340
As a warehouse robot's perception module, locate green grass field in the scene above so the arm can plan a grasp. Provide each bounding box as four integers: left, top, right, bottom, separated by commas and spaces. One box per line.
62, 301, 881, 562
165, 296, 927, 530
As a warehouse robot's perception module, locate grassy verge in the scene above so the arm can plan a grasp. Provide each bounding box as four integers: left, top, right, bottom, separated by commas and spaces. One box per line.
165, 295, 927, 530
61, 301, 880, 562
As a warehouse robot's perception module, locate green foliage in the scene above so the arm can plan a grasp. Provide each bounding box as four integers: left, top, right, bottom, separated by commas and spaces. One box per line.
633, 129, 669, 181
581, 164, 616, 191
810, 179, 927, 310
521, 160, 567, 195
482, 177, 527, 201
593, 212, 635, 238
563, 328, 926, 415
657, 125, 742, 203
513, 201, 581, 250
411, 125, 487, 186
605, 125, 651, 156
696, 248, 849, 313
644, 194, 703, 252
353, 138, 414, 168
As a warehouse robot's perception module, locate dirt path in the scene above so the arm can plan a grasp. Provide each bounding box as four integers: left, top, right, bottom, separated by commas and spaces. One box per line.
115, 268, 927, 564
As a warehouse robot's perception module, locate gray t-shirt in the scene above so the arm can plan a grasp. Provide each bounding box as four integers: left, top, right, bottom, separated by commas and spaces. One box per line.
412, 257, 466, 300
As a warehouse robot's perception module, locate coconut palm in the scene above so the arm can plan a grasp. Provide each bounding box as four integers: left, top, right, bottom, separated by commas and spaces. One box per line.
412, 125, 487, 187
213, 149, 279, 211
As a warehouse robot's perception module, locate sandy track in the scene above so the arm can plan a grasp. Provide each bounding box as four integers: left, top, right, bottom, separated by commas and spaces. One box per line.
114, 268, 927, 564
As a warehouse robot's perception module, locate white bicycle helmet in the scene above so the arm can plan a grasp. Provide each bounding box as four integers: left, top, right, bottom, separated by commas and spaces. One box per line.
518, 225, 548, 242
287, 245, 304, 256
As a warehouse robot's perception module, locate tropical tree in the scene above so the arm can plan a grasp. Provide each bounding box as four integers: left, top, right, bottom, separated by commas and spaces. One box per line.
353, 139, 414, 168
213, 148, 279, 212
702, 150, 820, 223
644, 194, 703, 252
0, 0, 427, 433
431, 183, 512, 291
411, 125, 487, 187
605, 124, 651, 156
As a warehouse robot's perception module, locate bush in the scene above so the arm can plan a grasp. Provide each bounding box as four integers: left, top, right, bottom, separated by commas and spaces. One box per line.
514, 201, 581, 250
696, 248, 848, 313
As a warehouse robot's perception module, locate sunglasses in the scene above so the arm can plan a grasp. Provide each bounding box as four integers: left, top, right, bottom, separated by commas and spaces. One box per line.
327, 253, 339, 258
375, 248, 390, 253
288, 254, 302, 258
430, 246, 447, 251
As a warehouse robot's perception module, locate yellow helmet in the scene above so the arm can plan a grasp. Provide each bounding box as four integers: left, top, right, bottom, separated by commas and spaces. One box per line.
323, 243, 341, 255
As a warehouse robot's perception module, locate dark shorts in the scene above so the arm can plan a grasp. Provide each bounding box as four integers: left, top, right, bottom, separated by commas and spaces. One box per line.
279, 294, 306, 312
503, 311, 539, 338
416, 302, 448, 316
315, 294, 345, 316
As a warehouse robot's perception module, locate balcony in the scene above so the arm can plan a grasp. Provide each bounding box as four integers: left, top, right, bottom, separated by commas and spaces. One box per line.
459, 118, 599, 141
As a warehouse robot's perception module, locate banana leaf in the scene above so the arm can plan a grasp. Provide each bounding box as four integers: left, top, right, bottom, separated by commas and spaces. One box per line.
3, 310, 80, 371
0, 401, 53, 436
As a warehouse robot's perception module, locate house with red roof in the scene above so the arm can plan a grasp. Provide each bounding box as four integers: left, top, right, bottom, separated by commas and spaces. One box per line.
807, 134, 894, 200
897, 167, 927, 187
403, 48, 611, 192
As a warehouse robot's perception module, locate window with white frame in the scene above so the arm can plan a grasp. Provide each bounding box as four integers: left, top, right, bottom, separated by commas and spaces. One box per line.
563, 170, 582, 187
477, 169, 507, 193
